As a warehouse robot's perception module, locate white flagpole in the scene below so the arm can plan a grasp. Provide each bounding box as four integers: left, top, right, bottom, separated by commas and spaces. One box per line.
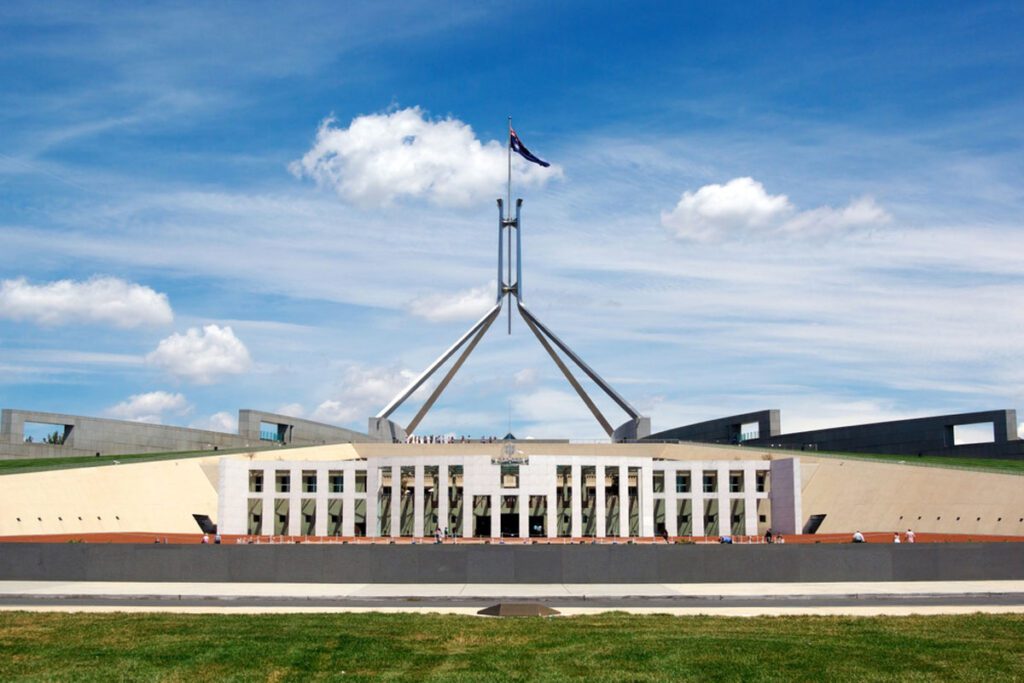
507, 116, 512, 220
507, 116, 513, 334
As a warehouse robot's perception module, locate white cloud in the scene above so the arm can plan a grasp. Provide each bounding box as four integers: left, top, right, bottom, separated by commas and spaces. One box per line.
0, 276, 173, 328
514, 368, 538, 387
146, 324, 252, 384
290, 107, 560, 207
407, 282, 495, 322
779, 196, 890, 236
190, 411, 238, 433
106, 391, 191, 423
661, 177, 889, 241
312, 364, 430, 425
275, 403, 305, 418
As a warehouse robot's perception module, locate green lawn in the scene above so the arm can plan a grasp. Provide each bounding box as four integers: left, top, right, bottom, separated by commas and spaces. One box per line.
4, 444, 1022, 478
0, 446, 279, 476
806, 450, 1024, 475
1, 612, 1022, 681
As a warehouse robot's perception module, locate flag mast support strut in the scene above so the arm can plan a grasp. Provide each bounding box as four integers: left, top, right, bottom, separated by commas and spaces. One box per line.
369, 122, 650, 443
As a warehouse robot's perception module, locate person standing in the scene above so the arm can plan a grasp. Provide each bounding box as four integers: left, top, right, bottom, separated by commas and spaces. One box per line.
906, 528, 916, 543
852, 530, 865, 543
893, 532, 901, 543
764, 528, 774, 544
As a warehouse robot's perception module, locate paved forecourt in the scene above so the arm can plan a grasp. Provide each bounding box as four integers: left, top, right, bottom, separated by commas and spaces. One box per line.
2, 580, 1023, 617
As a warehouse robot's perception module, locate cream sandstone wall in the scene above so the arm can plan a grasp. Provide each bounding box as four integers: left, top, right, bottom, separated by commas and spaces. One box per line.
798, 455, 1024, 536
1, 441, 1020, 536
0, 456, 221, 536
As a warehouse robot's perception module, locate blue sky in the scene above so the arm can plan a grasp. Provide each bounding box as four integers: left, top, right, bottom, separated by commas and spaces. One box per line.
1, 1, 1022, 439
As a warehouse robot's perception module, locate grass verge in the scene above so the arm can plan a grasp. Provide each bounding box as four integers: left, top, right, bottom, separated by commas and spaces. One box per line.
0, 446, 280, 476
1, 612, 1022, 681
804, 450, 1024, 475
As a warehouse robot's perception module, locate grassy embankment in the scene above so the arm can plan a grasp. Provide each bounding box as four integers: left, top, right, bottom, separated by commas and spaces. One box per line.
1, 612, 1023, 681
0, 445, 279, 476
2, 443, 1023, 478
803, 450, 1024, 475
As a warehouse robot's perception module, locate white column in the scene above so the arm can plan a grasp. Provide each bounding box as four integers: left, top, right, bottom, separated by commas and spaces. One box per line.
595, 464, 606, 538
490, 493, 500, 539
261, 466, 272, 536
640, 462, 654, 537
692, 465, 705, 537
342, 466, 355, 537
288, 466, 300, 536
314, 465, 328, 537
462, 485, 473, 539
744, 464, 758, 536
414, 464, 424, 538
666, 465, 679, 537
618, 464, 629, 538
438, 463, 449, 537
519, 494, 529, 539
570, 463, 582, 538
717, 463, 730, 538
366, 465, 379, 538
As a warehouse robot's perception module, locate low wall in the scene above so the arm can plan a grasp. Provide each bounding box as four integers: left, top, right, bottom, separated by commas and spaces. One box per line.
0, 543, 1021, 584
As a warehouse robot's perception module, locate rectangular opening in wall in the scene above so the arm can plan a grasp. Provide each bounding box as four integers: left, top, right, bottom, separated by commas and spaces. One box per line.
628, 466, 640, 537
473, 495, 491, 537
676, 499, 692, 536
654, 498, 666, 537
653, 470, 664, 493
259, 421, 287, 443
729, 470, 744, 493
302, 470, 317, 493
328, 470, 343, 493
327, 499, 343, 536
529, 495, 547, 537
556, 465, 572, 537
355, 470, 367, 493
755, 470, 769, 493
248, 470, 263, 493
301, 498, 316, 535
702, 470, 717, 493
448, 465, 463, 537
378, 467, 392, 536
704, 499, 719, 537
247, 499, 263, 535
500, 495, 519, 537
353, 499, 366, 537
676, 472, 690, 494
582, 465, 596, 536
605, 466, 620, 537
953, 422, 995, 445
274, 499, 289, 535
400, 466, 415, 537
22, 421, 71, 445
739, 421, 760, 442
423, 466, 438, 537
275, 470, 290, 493
730, 499, 745, 536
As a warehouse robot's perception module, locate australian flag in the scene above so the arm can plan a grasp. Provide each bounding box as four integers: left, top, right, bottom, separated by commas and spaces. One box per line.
509, 128, 551, 167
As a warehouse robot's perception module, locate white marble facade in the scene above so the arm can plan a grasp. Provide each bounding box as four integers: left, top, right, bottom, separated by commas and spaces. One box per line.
218, 453, 801, 538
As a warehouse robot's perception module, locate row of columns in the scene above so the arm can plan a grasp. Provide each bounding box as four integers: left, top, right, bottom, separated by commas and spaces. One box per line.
240, 460, 769, 538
